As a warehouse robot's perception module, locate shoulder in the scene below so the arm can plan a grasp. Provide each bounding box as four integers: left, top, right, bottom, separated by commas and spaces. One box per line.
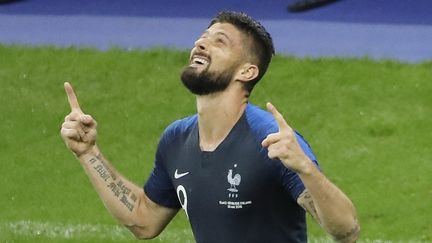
159, 114, 197, 146
165, 114, 197, 135
245, 103, 317, 162
244, 103, 278, 141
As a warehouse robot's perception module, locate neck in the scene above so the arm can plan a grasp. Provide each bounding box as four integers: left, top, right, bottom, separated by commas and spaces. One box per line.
196, 85, 248, 151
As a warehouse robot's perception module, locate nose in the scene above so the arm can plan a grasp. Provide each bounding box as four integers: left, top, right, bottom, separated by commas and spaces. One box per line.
194, 37, 207, 51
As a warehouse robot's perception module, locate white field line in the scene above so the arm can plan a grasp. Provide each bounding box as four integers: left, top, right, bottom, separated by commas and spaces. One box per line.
1, 220, 131, 240
0, 220, 427, 243
308, 237, 429, 243
0, 220, 194, 242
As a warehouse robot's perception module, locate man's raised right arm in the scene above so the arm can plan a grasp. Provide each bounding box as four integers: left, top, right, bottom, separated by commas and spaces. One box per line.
60, 82, 178, 239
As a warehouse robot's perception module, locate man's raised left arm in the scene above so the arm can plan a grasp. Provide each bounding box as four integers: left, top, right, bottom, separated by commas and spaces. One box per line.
262, 102, 360, 242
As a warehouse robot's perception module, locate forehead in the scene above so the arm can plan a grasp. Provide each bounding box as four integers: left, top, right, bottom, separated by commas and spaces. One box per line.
206, 22, 245, 41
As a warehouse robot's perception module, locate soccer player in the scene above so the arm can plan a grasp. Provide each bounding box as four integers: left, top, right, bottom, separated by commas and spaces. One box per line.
60, 11, 360, 243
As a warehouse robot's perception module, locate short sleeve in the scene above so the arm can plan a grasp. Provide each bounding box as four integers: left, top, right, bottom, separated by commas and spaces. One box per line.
144, 135, 181, 209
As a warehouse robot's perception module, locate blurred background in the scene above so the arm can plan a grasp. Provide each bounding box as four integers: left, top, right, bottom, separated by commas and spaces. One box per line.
0, 1, 431, 242
1, 0, 432, 62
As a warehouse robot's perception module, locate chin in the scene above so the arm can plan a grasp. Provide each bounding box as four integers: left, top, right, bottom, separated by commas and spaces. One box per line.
180, 62, 234, 96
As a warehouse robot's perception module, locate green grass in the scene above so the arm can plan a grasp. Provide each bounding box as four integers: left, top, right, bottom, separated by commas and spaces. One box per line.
0, 45, 431, 242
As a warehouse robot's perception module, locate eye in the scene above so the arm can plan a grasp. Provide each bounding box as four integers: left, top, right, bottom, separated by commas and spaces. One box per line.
215, 38, 226, 45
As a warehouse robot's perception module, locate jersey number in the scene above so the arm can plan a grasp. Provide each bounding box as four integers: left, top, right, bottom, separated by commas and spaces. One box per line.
176, 185, 189, 218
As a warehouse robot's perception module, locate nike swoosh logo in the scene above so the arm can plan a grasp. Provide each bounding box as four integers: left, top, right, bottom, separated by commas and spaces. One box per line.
174, 169, 189, 179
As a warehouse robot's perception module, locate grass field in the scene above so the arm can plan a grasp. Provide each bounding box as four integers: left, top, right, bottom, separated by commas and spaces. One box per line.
0, 45, 431, 242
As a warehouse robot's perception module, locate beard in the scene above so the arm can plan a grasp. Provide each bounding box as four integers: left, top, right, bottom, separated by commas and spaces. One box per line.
180, 64, 236, 96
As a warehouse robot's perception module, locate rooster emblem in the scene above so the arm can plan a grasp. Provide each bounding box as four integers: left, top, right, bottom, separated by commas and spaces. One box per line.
227, 164, 241, 192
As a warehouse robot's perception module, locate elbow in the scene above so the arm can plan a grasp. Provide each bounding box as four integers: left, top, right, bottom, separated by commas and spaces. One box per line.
126, 225, 161, 240
331, 218, 361, 243
132, 232, 157, 240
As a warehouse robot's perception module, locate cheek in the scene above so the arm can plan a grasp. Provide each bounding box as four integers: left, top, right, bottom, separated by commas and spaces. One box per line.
188, 48, 196, 61
209, 54, 236, 71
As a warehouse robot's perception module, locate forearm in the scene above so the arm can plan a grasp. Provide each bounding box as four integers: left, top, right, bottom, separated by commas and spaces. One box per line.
299, 162, 360, 242
61, 83, 176, 239
77, 146, 142, 226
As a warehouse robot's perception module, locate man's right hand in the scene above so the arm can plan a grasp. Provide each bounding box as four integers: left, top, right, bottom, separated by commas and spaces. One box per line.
60, 82, 98, 158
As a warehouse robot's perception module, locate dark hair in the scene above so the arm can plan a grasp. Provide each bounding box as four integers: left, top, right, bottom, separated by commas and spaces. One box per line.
209, 11, 275, 94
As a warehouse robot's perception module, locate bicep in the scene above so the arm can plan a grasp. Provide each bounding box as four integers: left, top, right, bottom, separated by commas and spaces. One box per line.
126, 190, 179, 239
143, 190, 179, 226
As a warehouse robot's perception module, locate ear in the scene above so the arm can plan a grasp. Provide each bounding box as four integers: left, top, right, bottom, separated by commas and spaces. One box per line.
234, 63, 259, 83
236, 63, 259, 82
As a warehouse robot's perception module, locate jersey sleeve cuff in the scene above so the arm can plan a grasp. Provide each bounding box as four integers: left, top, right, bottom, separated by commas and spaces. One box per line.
143, 183, 181, 209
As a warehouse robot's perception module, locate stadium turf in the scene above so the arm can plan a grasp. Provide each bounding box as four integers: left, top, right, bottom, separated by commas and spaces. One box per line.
0, 45, 431, 242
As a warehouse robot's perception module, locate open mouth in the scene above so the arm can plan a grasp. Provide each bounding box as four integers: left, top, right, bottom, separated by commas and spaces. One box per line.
190, 55, 210, 68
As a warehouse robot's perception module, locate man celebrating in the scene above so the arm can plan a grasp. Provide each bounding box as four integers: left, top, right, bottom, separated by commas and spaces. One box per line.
61, 11, 359, 242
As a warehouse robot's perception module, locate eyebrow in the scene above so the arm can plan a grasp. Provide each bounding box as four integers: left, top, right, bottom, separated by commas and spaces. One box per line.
203, 30, 232, 43
215, 31, 231, 42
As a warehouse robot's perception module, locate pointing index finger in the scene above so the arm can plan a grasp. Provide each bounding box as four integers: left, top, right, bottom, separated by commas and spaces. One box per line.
266, 102, 290, 131
64, 82, 83, 113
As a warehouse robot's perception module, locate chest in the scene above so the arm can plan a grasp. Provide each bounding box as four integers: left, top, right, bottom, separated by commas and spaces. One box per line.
165, 132, 280, 218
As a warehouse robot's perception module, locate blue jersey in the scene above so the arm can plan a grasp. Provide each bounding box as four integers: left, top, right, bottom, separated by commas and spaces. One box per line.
144, 103, 318, 243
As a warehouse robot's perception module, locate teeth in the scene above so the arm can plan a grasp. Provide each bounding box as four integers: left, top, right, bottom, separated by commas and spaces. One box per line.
192, 57, 209, 65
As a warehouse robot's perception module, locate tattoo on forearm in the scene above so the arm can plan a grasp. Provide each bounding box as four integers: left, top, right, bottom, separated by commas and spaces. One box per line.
93, 164, 112, 182
88, 155, 138, 212
97, 155, 117, 180
107, 180, 136, 212
89, 157, 97, 164
301, 191, 321, 224
307, 199, 321, 224
300, 190, 359, 242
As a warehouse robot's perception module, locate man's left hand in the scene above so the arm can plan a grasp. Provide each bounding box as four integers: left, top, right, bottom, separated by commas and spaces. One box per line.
261, 102, 312, 174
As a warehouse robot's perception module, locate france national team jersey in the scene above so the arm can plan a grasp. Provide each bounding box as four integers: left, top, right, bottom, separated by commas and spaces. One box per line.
144, 103, 319, 243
